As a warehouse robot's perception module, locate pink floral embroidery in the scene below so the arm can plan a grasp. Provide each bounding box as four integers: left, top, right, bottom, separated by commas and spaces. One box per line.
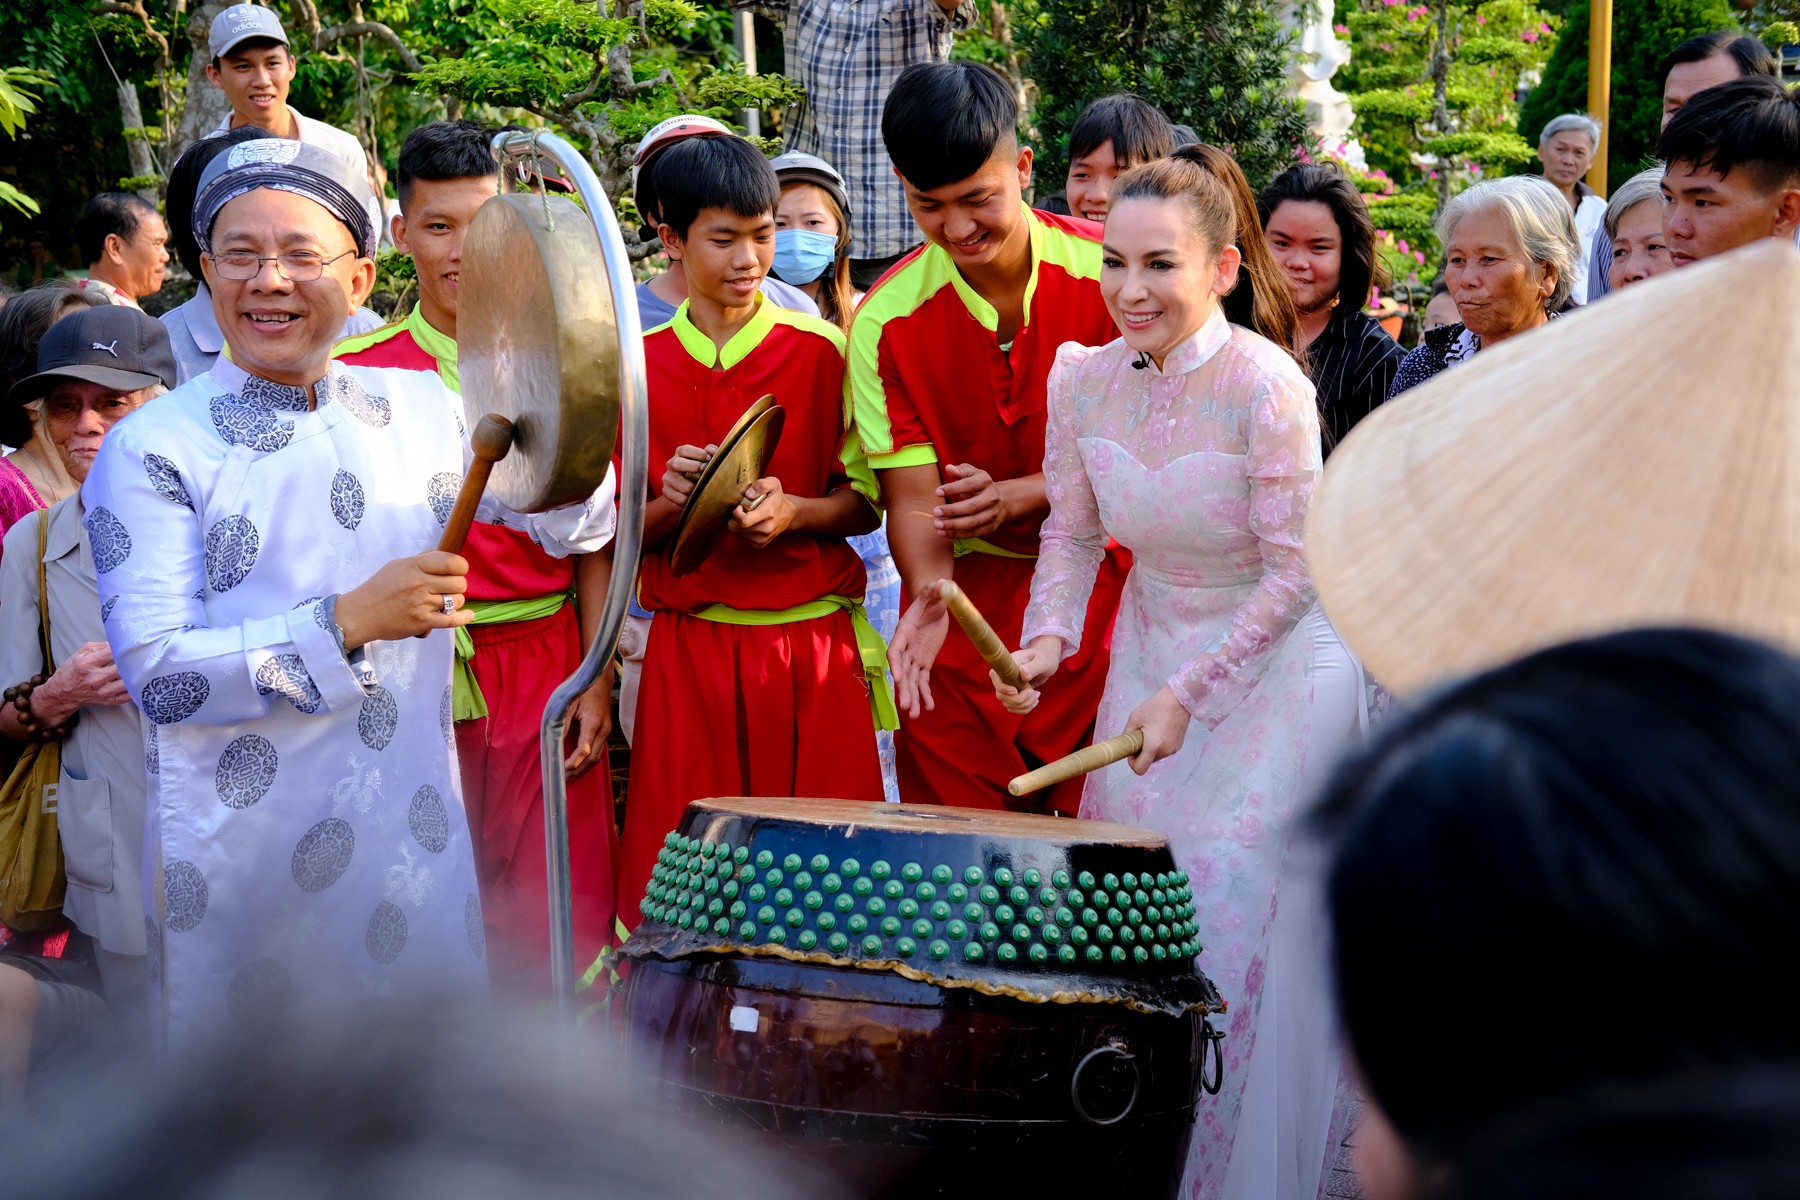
1018, 315, 1335, 1197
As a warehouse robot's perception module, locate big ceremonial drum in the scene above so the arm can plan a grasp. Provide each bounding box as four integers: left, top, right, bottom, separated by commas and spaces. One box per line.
613, 798, 1224, 1198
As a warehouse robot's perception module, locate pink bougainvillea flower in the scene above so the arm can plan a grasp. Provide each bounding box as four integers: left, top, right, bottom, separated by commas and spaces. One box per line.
1334, 22, 1349, 33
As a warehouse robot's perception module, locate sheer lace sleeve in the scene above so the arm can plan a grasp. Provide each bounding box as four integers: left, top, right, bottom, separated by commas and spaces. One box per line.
1168, 362, 1322, 728
1021, 342, 1106, 656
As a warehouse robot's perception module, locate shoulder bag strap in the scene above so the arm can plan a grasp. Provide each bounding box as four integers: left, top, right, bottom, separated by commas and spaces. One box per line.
36, 508, 52, 672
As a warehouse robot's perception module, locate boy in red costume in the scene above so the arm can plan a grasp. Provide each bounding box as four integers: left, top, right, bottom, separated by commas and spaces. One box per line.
615, 134, 887, 914
336, 121, 619, 993
851, 62, 1126, 813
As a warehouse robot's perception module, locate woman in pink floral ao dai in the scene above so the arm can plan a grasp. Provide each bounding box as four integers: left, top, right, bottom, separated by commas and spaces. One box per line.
994, 147, 1366, 1199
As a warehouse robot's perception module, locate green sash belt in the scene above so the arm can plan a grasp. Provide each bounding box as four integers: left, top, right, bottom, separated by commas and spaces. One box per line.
691, 594, 899, 732
953, 536, 1036, 560
452, 592, 572, 721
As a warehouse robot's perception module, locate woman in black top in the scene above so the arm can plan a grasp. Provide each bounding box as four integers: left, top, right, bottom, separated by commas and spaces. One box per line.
1259, 163, 1405, 451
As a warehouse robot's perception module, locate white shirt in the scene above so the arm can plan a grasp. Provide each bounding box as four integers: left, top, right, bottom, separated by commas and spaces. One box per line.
84, 356, 615, 1044
211, 105, 368, 181
77, 277, 142, 310
1570, 190, 1608, 306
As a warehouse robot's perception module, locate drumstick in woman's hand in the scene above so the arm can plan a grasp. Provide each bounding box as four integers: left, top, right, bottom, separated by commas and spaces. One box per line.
940, 581, 1028, 692
1008, 730, 1146, 796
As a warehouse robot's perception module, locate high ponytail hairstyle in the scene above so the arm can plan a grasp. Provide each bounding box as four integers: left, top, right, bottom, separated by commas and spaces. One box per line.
1177, 144, 1305, 367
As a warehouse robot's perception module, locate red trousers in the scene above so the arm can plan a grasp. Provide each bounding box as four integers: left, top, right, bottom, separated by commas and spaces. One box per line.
896, 548, 1129, 815
455, 605, 618, 997
619, 609, 884, 917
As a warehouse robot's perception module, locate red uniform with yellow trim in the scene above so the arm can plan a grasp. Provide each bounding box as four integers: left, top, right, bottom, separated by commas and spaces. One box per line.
848, 206, 1129, 814
619, 297, 886, 915
335, 307, 620, 991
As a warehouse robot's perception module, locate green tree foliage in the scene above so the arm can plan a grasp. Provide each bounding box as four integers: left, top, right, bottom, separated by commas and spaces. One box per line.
1515, 0, 1741, 190
998, 0, 1311, 191
1337, 0, 1558, 204
0, 67, 56, 224
0, 0, 793, 279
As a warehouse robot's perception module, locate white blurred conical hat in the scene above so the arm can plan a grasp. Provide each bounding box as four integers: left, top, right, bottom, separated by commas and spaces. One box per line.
1308, 238, 1800, 695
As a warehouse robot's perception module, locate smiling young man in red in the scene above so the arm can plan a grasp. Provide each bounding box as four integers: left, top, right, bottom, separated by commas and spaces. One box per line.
614, 133, 887, 913
335, 121, 620, 996
849, 61, 1125, 814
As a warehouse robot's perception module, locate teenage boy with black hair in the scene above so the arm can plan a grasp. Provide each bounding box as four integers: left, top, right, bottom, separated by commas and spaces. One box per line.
851, 60, 1125, 813
614, 135, 887, 912
203, 4, 366, 180
336, 121, 620, 993
1063, 94, 1176, 224
1659, 75, 1800, 267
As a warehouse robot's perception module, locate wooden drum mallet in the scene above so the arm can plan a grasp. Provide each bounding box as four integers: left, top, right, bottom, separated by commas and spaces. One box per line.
940, 580, 1028, 691
438, 414, 517, 555
1008, 730, 1146, 797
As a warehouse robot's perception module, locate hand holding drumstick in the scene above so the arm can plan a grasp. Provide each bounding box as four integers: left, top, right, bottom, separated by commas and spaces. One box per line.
1003, 682, 1194, 795
989, 635, 1063, 715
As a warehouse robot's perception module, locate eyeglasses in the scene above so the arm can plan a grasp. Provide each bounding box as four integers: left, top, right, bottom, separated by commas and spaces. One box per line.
207, 248, 357, 282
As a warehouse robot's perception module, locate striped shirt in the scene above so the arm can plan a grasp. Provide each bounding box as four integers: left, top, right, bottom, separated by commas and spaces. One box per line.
1308, 308, 1404, 453
745, 0, 978, 260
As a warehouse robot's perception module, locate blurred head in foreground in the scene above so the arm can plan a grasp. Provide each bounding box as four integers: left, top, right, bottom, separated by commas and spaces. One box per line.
0, 1002, 825, 1200
1317, 628, 1800, 1199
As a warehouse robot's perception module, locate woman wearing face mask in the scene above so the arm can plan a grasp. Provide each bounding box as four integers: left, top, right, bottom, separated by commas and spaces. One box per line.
992, 145, 1366, 1200
770, 152, 859, 332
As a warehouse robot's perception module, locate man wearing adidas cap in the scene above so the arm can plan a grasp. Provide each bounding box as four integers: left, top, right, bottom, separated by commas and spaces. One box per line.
204, 3, 367, 184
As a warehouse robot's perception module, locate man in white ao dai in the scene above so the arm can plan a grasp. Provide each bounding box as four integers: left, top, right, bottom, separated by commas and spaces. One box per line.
83, 140, 615, 1045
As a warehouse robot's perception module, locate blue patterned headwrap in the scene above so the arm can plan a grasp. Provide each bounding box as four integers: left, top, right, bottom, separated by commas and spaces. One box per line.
193, 137, 382, 258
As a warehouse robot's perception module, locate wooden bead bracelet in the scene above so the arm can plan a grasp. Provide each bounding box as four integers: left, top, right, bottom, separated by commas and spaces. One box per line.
3, 675, 78, 743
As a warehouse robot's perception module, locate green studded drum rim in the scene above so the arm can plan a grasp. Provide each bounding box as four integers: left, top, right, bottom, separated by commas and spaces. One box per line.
620, 798, 1223, 1014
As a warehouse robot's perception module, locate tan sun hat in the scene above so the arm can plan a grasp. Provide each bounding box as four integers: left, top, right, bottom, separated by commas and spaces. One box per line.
1308, 237, 1800, 696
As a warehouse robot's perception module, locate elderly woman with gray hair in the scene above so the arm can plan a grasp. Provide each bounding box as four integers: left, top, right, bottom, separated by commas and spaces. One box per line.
1390, 176, 1580, 396
1537, 113, 1607, 303
1603, 166, 1674, 290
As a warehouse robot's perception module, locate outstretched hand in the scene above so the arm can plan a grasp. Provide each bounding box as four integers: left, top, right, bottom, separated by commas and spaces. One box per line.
888, 581, 951, 719
1124, 685, 1191, 775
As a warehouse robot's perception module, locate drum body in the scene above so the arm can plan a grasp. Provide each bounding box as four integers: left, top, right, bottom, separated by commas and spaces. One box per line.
614, 799, 1224, 1199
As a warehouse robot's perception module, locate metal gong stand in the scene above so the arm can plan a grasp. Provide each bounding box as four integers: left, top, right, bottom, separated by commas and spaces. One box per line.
460, 129, 649, 1020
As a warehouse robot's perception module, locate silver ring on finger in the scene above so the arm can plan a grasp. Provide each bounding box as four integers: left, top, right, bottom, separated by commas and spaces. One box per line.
441, 594, 456, 616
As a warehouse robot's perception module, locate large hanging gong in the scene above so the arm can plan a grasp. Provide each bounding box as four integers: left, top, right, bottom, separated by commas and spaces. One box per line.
458, 192, 621, 513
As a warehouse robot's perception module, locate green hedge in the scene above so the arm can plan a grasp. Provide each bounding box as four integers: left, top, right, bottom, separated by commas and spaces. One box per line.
1516, 0, 1741, 192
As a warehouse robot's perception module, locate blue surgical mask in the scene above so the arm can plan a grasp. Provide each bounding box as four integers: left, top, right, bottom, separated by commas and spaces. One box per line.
772, 228, 838, 285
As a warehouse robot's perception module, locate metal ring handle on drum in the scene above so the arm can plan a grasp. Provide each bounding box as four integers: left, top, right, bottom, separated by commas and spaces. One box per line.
1070, 1043, 1141, 1126
490, 127, 650, 1027
1200, 1017, 1225, 1096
